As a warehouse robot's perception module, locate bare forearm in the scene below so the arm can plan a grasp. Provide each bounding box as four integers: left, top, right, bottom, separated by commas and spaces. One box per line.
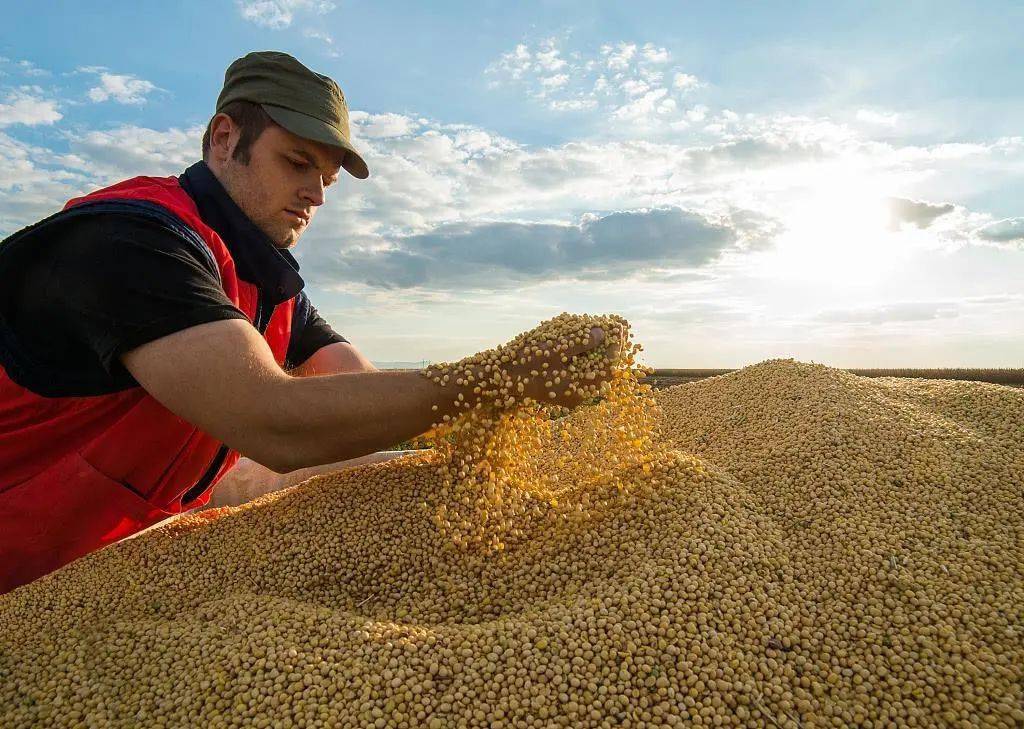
260, 370, 456, 471
123, 321, 455, 474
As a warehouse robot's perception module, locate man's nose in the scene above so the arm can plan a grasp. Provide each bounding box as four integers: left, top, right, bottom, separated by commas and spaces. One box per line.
300, 177, 326, 207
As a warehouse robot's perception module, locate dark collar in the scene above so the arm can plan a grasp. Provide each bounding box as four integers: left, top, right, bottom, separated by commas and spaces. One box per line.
179, 161, 304, 305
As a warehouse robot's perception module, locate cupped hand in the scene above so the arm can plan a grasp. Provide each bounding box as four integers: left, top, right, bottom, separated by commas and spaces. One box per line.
509, 325, 619, 408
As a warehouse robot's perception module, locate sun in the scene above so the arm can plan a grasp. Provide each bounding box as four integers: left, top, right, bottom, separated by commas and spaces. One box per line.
759, 165, 905, 286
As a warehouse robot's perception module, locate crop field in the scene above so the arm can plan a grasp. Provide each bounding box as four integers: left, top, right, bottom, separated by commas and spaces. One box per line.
643, 367, 1024, 389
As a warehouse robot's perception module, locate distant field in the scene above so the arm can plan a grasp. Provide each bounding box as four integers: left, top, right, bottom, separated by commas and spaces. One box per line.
644, 368, 1024, 389
384, 365, 1024, 388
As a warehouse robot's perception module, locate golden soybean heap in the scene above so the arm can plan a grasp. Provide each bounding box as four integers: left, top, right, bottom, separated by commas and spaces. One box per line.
0, 335, 1021, 728
653, 361, 1024, 727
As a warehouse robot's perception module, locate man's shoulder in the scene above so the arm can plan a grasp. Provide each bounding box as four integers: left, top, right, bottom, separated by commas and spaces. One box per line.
62, 171, 215, 244
64, 174, 189, 210
0, 204, 218, 285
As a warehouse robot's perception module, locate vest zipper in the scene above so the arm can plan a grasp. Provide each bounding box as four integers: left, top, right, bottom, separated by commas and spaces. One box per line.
181, 291, 275, 506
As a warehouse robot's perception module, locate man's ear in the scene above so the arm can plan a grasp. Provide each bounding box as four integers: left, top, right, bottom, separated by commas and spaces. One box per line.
207, 113, 237, 165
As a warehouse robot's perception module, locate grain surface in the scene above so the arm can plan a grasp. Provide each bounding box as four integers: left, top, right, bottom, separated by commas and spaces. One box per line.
2, 356, 1022, 728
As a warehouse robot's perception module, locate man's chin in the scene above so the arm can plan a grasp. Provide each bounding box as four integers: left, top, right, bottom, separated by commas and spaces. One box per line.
269, 228, 300, 249
254, 218, 302, 249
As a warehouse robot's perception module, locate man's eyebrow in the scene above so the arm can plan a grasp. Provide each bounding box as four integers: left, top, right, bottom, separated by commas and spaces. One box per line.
291, 148, 318, 164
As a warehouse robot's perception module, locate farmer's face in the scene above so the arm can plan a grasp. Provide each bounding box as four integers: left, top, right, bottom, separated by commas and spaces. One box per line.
210, 116, 344, 249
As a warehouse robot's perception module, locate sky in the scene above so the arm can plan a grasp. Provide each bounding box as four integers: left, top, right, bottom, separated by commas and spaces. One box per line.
1, 0, 1022, 367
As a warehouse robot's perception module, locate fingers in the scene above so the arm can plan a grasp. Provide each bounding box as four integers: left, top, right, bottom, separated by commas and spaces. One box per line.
563, 326, 606, 360
613, 322, 627, 356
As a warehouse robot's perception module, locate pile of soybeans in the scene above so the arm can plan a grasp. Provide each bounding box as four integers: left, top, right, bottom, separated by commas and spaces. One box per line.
2, 315, 1022, 728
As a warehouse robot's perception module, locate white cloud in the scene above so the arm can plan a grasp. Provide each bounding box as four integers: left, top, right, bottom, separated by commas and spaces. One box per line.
0, 122, 200, 233
236, 0, 335, 29
489, 38, 573, 97
611, 88, 670, 123
640, 43, 671, 64
814, 301, 961, 325
974, 218, 1024, 247
350, 111, 418, 139
66, 125, 201, 181
451, 129, 504, 156
856, 108, 901, 127
17, 60, 49, 78
495, 44, 532, 80
548, 98, 598, 112
601, 42, 637, 71
0, 132, 92, 231
486, 37, 704, 127
538, 73, 569, 90
887, 197, 955, 230
534, 43, 567, 72
685, 104, 708, 122
0, 88, 61, 127
673, 72, 701, 91
81, 70, 157, 105
303, 28, 335, 44
621, 78, 650, 97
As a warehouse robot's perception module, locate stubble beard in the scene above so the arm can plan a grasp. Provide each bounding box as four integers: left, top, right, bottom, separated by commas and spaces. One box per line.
220, 161, 300, 249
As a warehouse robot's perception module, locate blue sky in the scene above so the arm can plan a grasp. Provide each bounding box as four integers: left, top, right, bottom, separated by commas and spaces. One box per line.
2, 1, 1022, 366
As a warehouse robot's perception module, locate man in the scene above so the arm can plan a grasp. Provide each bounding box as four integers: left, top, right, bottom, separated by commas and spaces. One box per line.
0, 51, 605, 592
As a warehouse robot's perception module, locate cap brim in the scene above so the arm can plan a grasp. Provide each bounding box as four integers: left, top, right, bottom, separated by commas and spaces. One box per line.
261, 103, 369, 180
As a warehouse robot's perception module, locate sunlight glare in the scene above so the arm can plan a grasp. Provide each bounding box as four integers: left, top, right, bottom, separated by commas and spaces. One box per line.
761, 166, 904, 286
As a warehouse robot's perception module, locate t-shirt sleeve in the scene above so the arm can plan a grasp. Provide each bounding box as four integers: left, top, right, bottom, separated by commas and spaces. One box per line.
285, 291, 349, 369
9, 212, 249, 378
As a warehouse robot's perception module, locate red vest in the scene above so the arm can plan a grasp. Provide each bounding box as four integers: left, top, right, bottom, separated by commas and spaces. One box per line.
0, 175, 295, 592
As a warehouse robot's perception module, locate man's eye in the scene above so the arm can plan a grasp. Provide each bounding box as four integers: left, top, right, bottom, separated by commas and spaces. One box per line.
288, 158, 310, 170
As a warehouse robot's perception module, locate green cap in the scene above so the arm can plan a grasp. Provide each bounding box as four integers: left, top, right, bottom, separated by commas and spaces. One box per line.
216, 50, 369, 179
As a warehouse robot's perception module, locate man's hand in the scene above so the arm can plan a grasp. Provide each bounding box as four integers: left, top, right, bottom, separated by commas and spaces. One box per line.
449, 324, 625, 411
509, 326, 610, 408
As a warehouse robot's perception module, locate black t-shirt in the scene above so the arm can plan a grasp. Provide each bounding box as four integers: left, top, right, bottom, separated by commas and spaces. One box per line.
0, 162, 347, 396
